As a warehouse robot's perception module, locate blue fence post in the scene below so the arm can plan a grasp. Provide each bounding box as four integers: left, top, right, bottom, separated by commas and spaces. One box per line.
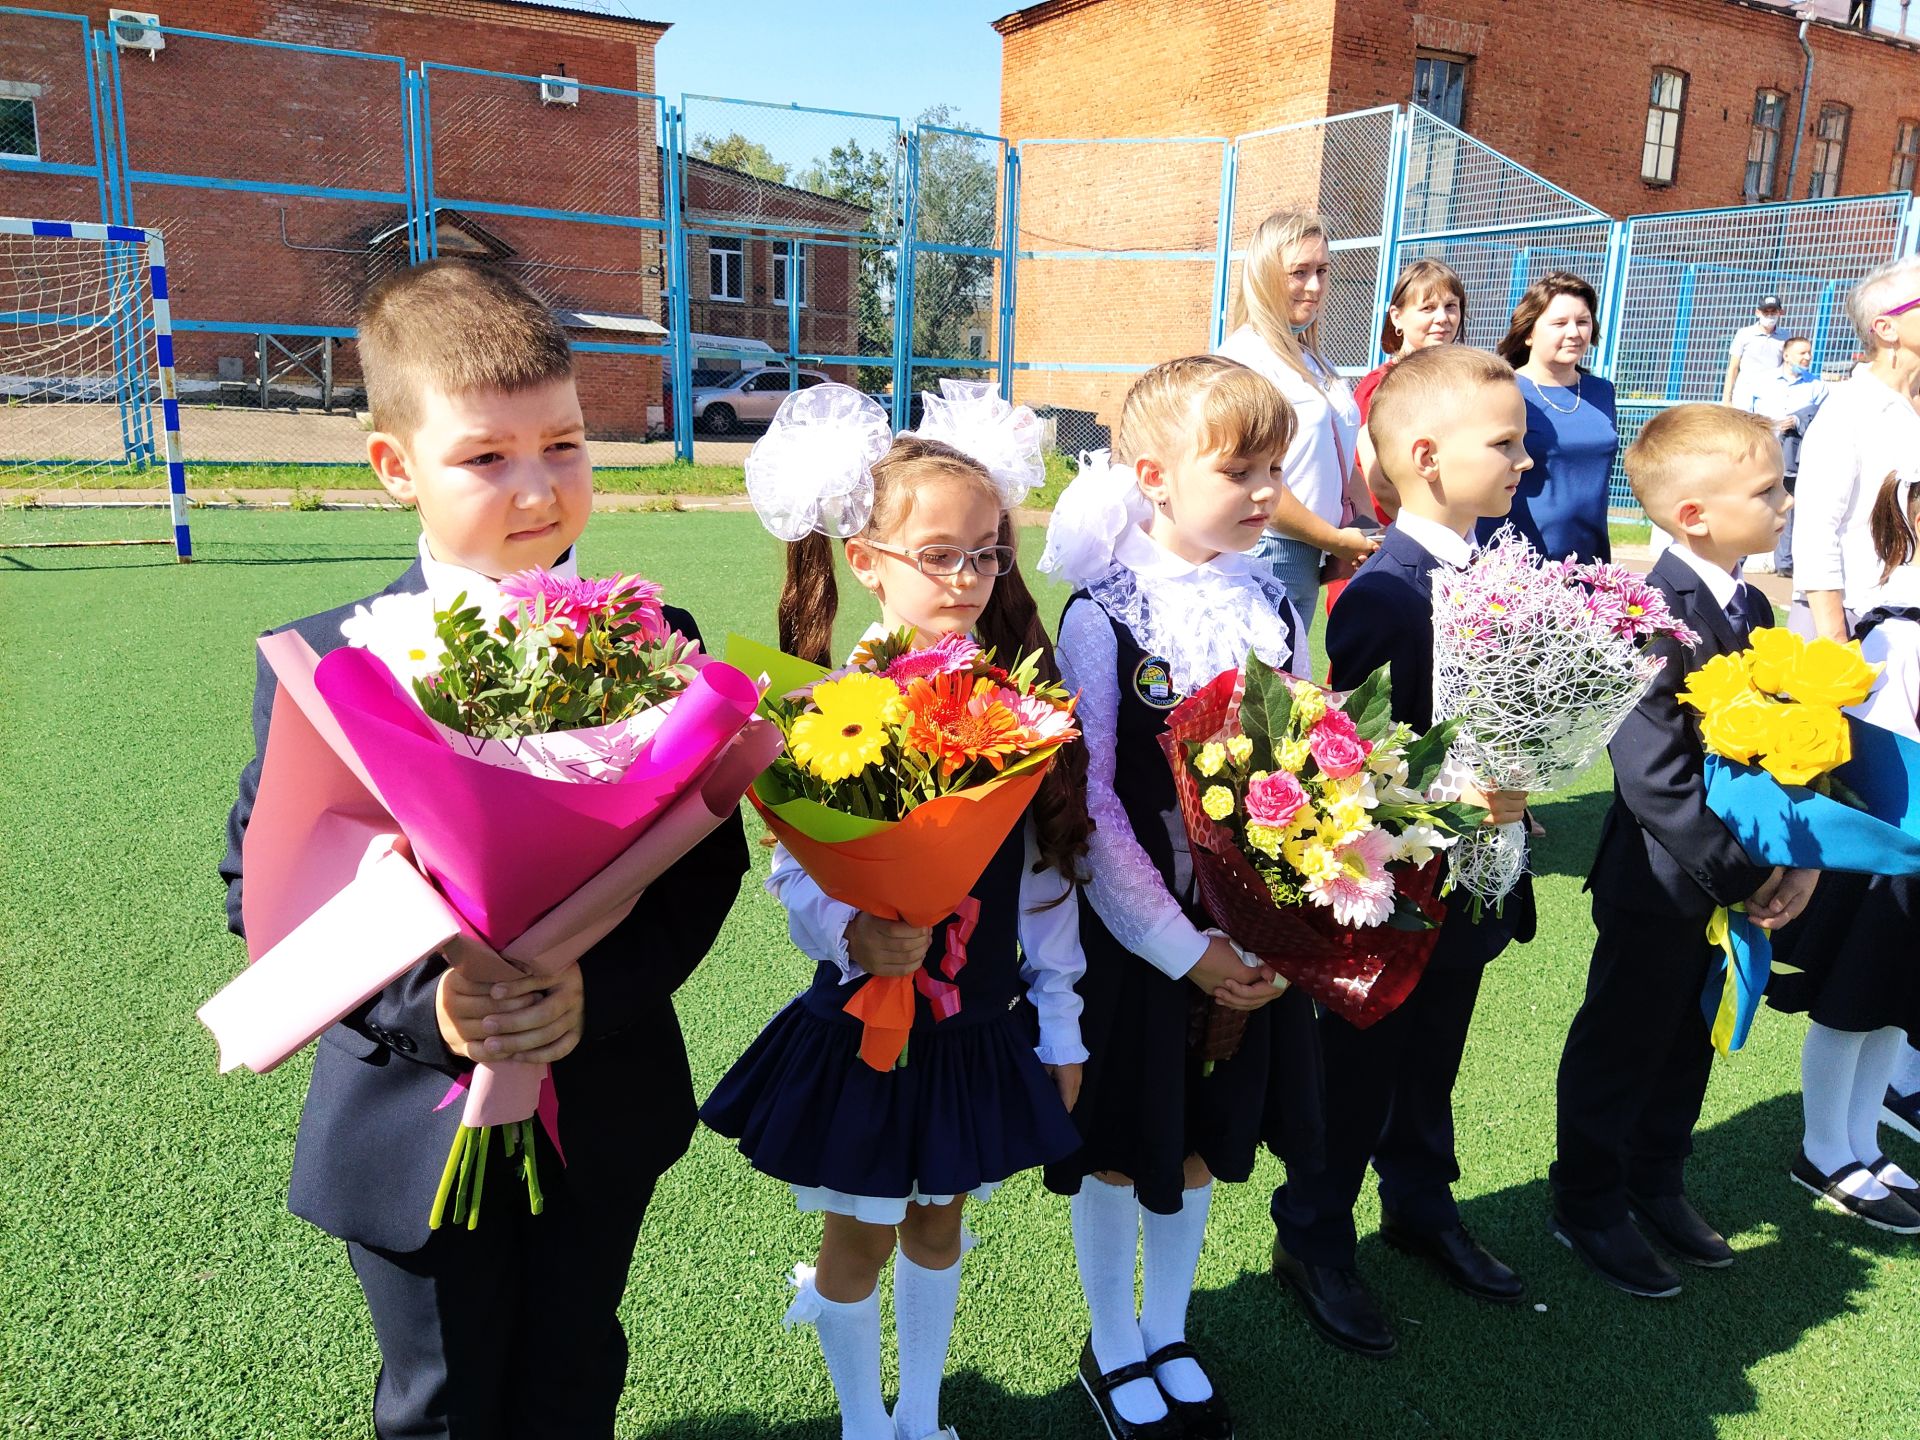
1503, 245, 1533, 315
1595, 219, 1630, 378
891, 128, 920, 431
666, 106, 694, 462
1208, 138, 1237, 351
1369, 106, 1411, 369
998, 142, 1018, 400
1664, 264, 1698, 400
1809, 278, 1838, 371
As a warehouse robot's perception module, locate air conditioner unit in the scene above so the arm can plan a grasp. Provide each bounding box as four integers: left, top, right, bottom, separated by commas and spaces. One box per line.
539, 74, 579, 107
109, 10, 165, 53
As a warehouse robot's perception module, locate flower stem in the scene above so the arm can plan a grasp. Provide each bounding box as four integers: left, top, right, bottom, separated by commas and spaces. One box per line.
467, 1126, 490, 1231
429, 1127, 465, 1231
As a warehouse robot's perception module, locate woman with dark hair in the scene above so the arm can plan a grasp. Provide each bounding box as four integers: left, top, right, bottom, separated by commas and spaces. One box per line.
1353, 258, 1467, 521
1491, 271, 1619, 564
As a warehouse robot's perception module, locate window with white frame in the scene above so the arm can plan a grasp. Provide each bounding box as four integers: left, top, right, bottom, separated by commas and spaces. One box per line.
0, 92, 40, 160
1745, 89, 1786, 201
708, 236, 743, 302
1641, 68, 1686, 185
1893, 119, 1920, 194
1808, 102, 1850, 198
772, 240, 806, 307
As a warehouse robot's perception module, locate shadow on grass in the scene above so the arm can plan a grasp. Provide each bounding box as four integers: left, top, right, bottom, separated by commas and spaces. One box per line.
1178, 1093, 1899, 1440
1527, 786, 1613, 881
630, 1374, 1088, 1440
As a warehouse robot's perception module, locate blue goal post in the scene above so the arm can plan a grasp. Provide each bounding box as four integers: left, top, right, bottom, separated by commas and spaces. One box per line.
0, 216, 190, 561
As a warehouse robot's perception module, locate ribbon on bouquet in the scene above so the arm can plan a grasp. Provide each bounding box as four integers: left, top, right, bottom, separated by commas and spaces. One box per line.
843, 897, 982, 1071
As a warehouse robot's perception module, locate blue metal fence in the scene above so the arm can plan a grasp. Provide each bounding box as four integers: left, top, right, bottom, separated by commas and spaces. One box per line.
3, 5, 1918, 491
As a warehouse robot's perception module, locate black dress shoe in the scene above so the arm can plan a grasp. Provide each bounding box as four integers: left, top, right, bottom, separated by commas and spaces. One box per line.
1144, 1342, 1232, 1439
1270, 1236, 1396, 1357
1380, 1216, 1524, 1302
1885, 1088, 1920, 1144
1790, 1152, 1920, 1234
1627, 1190, 1735, 1268
1078, 1339, 1186, 1440
1549, 1212, 1682, 1298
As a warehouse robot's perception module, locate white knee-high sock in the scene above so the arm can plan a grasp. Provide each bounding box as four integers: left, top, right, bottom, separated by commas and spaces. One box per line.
1801, 1025, 1888, 1200
1139, 1182, 1214, 1405
891, 1249, 961, 1440
1893, 1041, 1920, 1098
1070, 1179, 1167, 1426
1851, 1027, 1915, 1189
786, 1268, 893, 1440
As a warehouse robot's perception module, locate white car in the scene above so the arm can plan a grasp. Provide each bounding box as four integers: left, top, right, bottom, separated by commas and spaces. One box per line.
689, 366, 830, 434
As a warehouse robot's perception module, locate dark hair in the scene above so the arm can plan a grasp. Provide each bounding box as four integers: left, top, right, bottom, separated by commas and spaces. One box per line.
1381, 259, 1468, 355
357, 260, 573, 439
1497, 270, 1600, 369
776, 435, 1092, 883
1870, 470, 1915, 584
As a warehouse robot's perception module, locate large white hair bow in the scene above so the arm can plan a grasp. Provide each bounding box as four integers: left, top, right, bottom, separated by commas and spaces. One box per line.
1038, 449, 1150, 588
745, 383, 895, 542
911, 378, 1045, 510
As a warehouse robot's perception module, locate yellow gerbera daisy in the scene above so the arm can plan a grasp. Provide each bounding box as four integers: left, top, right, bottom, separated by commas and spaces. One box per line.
789, 672, 901, 782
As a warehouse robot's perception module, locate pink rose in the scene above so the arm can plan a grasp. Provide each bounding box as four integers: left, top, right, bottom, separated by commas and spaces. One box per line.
1245, 769, 1308, 829
1308, 709, 1373, 779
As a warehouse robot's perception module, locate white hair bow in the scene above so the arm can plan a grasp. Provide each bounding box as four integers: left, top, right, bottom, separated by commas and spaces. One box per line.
911, 378, 1045, 510
745, 383, 895, 542
1038, 449, 1150, 588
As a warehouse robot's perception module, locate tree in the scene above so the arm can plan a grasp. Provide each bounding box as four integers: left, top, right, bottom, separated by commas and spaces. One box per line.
794, 136, 899, 389
692, 131, 788, 185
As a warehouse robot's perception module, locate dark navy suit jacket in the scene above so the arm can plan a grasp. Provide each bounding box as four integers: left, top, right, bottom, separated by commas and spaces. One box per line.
1326, 524, 1537, 968
220, 562, 749, 1252
1586, 547, 1775, 922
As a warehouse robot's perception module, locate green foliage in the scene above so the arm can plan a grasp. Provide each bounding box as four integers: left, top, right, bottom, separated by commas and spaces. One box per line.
692, 130, 789, 184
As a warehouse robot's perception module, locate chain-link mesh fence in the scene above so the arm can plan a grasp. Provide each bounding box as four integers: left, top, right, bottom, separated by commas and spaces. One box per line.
0, 9, 106, 230
1011, 138, 1228, 457
904, 123, 1005, 411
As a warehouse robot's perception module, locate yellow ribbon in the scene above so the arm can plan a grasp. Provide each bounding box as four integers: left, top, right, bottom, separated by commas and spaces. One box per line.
1704, 904, 1743, 1057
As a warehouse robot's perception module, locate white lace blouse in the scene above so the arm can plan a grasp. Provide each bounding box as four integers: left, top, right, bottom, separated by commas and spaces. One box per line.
1056, 526, 1303, 981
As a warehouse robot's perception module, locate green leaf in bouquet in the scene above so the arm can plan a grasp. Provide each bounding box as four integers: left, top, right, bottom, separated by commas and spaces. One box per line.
1238, 651, 1293, 766
1401, 716, 1463, 793
1340, 664, 1395, 742
1383, 891, 1440, 931
754, 779, 894, 842
1429, 800, 1485, 839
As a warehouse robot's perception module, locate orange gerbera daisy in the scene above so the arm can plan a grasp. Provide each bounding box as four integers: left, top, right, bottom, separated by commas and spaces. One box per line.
902, 671, 1023, 776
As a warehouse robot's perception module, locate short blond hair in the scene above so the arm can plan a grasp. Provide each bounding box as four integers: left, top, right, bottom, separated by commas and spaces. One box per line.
1114, 354, 1296, 465
358, 260, 574, 439
1366, 346, 1516, 484
1625, 404, 1782, 520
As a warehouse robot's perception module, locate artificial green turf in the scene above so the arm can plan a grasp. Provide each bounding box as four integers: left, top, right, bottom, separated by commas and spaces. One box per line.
2, 509, 1916, 1438
0, 459, 753, 497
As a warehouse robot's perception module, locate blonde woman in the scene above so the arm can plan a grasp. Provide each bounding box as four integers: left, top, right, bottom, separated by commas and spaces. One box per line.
1216, 210, 1378, 618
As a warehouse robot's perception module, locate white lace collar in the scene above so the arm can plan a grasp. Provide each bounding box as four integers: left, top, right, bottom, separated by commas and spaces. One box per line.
1088, 525, 1300, 693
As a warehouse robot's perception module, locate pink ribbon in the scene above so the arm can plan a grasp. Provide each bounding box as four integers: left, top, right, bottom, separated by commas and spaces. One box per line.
435, 1070, 568, 1166
914, 896, 979, 1023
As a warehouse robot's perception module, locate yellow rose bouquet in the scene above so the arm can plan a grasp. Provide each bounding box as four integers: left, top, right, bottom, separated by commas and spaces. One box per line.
1676, 628, 1920, 1053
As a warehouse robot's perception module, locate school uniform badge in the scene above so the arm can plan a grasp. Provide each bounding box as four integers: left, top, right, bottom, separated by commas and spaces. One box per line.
1132, 655, 1180, 709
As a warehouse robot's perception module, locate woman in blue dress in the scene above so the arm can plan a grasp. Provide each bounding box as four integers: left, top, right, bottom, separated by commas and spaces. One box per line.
1487, 271, 1618, 564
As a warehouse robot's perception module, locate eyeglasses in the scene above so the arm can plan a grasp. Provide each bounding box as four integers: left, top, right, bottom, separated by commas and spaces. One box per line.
1881, 294, 1920, 321
863, 540, 1015, 576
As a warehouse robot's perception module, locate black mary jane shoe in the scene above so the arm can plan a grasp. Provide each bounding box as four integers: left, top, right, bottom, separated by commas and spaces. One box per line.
1866, 1155, 1920, 1208
1790, 1152, 1920, 1234
1144, 1342, 1232, 1440
1078, 1339, 1187, 1440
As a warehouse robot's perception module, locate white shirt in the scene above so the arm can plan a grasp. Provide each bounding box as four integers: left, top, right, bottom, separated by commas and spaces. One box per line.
1056, 526, 1303, 981
1663, 541, 1745, 614
1392, 510, 1475, 569
1728, 322, 1785, 412
763, 625, 1088, 1066
414, 534, 578, 609
1753, 365, 1828, 430
1216, 324, 1361, 532
1793, 369, 1920, 609
1855, 568, 1920, 743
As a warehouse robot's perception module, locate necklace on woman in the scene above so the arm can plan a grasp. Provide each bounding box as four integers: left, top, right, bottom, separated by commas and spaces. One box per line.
1526, 371, 1582, 414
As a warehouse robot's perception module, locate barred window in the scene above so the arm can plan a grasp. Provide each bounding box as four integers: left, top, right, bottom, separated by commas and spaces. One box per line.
0, 97, 38, 160
1808, 103, 1850, 198
1642, 69, 1687, 185
1745, 89, 1786, 201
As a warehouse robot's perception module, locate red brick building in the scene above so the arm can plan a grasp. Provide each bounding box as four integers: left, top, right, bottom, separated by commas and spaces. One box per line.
996, 0, 1920, 218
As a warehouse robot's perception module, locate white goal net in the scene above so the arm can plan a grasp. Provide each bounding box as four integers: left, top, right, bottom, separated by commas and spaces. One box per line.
0, 218, 189, 558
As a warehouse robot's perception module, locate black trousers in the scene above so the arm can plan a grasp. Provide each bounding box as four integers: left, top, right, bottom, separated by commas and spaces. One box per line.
346, 1173, 657, 1440
1271, 964, 1485, 1268
1550, 898, 1717, 1228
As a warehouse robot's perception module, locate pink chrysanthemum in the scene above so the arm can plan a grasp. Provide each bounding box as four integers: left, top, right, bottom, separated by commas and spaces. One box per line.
500, 569, 667, 639
1306, 826, 1397, 929
882, 631, 983, 684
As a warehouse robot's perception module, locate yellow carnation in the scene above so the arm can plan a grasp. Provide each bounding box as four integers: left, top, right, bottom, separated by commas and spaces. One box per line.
1290, 681, 1328, 726
1195, 742, 1227, 777
1758, 701, 1852, 787
1284, 838, 1340, 885
1785, 637, 1881, 709
1743, 628, 1804, 695
1227, 734, 1254, 766
1698, 692, 1780, 765
1277, 737, 1312, 773
1245, 823, 1285, 859
1322, 796, 1372, 845
1202, 784, 1237, 821
1677, 651, 1758, 716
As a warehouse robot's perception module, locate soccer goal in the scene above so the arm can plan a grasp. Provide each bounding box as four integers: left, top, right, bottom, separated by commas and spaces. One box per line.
0, 217, 190, 560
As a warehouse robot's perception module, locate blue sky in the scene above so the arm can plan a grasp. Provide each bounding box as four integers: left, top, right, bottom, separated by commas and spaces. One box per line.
605, 1, 1010, 138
